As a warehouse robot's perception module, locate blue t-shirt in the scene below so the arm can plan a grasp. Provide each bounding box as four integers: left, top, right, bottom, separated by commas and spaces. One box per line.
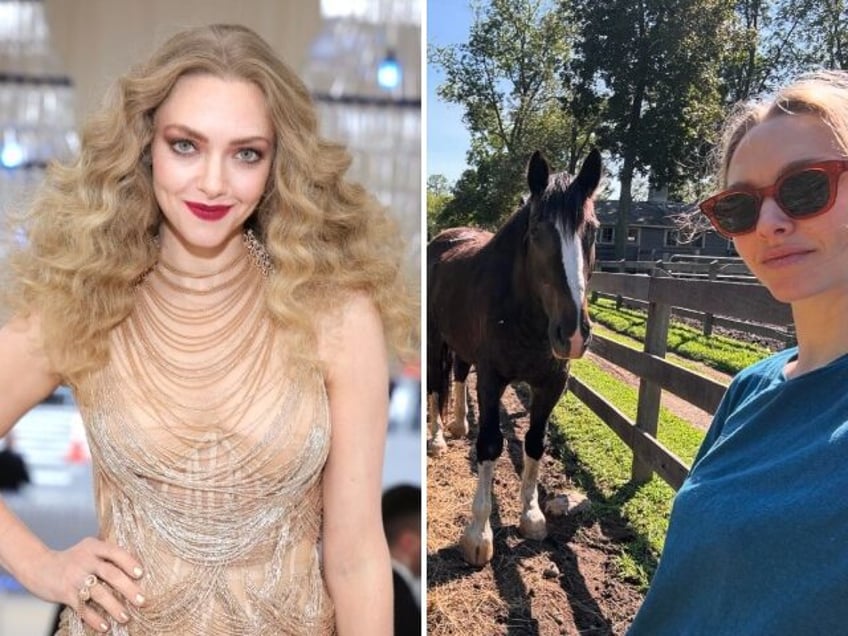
629, 347, 848, 635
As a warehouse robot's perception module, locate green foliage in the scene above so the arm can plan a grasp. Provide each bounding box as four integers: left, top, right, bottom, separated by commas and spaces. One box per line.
427, 174, 453, 238
427, 174, 451, 197
429, 0, 595, 227
431, 166, 490, 230
793, 0, 848, 70
588, 296, 773, 374
428, 0, 848, 236
567, 0, 732, 255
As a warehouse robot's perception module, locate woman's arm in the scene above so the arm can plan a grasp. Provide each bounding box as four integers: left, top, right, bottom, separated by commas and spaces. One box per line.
0, 317, 145, 633
321, 294, 394, 636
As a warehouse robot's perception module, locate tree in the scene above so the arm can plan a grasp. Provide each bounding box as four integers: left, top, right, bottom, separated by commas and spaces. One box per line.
721, 0, 819, 105
794, 0, 848, 70
430, 0, 588, 225
427, 174, 453, 238
434, 158, 518, 231
569, 0, 732, 257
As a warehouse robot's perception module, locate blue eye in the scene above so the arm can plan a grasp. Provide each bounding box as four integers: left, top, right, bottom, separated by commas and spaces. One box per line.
171, 139, 195, 155
237, 148, 262, 163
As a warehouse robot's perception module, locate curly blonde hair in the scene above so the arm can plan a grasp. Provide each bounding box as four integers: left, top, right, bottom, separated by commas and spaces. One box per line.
2, 24, 417, 384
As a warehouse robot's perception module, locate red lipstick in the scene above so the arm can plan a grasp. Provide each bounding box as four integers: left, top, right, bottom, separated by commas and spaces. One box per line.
185, 201, 232, 221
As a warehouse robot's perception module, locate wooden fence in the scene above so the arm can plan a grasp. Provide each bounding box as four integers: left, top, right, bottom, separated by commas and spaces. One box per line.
570, 270, 792, 490
595, 259, 793, 342
597, 256, 754, 281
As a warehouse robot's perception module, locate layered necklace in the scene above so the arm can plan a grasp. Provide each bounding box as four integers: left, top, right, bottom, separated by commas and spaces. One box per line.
115, 237, 279, 445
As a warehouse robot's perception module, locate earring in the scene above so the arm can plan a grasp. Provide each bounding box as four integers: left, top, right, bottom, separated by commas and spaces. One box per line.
243, 228, 272, 277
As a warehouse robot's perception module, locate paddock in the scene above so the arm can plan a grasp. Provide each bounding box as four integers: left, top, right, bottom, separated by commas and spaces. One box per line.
426, 270, 790, 634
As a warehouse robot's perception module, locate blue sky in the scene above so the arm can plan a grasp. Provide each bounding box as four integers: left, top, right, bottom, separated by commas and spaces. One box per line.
426, 1, 473, 185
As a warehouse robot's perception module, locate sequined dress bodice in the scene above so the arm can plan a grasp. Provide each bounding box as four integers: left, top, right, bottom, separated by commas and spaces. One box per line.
57, 260, 335, 635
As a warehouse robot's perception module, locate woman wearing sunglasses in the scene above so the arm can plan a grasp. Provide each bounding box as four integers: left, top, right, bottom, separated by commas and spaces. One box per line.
629, 70, 848, 634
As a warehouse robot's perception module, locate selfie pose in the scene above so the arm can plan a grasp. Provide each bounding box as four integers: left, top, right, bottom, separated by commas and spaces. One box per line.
0, 24, 415, 635
629, 71, 848, 633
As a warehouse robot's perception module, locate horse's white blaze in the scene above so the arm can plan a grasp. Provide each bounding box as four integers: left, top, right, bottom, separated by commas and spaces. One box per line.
556, 219, 586, 320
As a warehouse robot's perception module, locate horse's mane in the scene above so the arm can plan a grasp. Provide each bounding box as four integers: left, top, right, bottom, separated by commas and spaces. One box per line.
493, 170, 596, 245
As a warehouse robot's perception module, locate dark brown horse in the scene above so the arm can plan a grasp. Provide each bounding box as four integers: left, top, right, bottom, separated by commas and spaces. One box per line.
427, 149, 601, 565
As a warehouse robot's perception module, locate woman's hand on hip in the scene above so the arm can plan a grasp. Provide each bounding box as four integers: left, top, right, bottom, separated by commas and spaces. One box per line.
30, 537, 145, 633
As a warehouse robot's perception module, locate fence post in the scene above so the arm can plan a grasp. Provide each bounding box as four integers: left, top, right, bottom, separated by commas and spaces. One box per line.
702, 260, 718, 336
613, 260, 626, 308
632, 269, 671, 483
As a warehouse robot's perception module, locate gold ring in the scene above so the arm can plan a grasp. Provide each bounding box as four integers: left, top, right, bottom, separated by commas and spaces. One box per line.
78, 574, 99, 604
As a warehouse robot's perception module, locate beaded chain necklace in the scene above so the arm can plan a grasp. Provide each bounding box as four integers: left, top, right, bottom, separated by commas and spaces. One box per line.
60, 232, 335, 635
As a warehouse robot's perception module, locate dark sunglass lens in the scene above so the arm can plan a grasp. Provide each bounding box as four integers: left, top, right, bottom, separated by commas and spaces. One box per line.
712, 192, 758, 234
779, 169, 830, 217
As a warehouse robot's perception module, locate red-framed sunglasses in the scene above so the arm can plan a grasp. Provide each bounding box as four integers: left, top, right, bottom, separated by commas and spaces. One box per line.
699, 159, 848, 237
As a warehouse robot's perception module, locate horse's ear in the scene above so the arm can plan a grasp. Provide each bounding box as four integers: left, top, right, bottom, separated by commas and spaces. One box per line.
527, 151, 549, 197
576, 148, 602, 197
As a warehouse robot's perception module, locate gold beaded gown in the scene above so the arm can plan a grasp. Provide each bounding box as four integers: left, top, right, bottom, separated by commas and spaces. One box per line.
57, 250, 335, 635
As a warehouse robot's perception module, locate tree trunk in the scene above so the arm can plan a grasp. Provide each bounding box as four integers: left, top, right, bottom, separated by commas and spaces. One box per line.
616, 153, 635, 260
615, 78, 646, 260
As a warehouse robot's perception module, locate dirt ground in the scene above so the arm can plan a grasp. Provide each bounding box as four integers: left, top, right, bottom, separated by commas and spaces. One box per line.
427, 372, 644, 636
426, 354, 734, 635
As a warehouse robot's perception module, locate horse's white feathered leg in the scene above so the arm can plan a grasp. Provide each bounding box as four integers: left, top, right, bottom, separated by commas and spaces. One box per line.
427, 393, 447, 456
519, 453, 547, 540
460, 460, 495, 565
448, 379, 469, 438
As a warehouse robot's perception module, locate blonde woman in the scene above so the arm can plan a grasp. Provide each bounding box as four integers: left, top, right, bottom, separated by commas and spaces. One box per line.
0, 24, 415, 635
629, 71, 848, 634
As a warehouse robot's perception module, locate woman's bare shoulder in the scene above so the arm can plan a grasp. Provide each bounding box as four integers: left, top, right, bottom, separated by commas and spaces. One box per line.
316, 292, 385, 383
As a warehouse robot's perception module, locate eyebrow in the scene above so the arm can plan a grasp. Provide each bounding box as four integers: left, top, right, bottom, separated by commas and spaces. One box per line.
160, 124, 273, 147
727, 156, 836, 189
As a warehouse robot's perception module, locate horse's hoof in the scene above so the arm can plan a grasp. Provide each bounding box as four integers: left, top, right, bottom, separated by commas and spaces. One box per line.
448, 418, 469, 439
519, 510, 548, 541
427, 434, 447, 456
459, 526, 494, 566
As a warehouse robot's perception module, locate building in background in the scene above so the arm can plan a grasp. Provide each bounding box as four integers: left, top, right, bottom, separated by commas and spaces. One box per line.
0, 0, 78, 238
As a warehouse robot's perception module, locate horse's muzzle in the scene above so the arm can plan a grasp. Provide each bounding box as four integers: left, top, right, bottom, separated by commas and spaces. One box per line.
550, 314, 592, 360
550, 327, 591, 359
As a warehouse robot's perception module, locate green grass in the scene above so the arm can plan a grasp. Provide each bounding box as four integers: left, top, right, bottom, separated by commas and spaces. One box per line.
544, 296, 778, 589
589, 296, 774, 375
590, 322, 715, 377
550, 355, 705, 589
546, 308, 776, 588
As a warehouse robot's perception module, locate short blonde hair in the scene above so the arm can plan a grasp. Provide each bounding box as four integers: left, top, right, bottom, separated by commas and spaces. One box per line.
715, 70, 848, 188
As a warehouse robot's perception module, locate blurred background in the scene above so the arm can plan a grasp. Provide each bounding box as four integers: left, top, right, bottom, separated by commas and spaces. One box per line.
0, 0, 421, 632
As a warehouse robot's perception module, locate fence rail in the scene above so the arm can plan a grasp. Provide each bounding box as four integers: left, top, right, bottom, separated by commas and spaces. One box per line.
596, 257, 754, 282
570, 271, 791, 489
